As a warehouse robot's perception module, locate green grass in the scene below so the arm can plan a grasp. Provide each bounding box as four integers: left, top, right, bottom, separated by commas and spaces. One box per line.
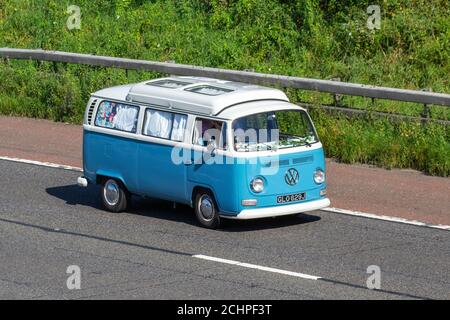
0, 0, 449, 176
311, 109, 450, 176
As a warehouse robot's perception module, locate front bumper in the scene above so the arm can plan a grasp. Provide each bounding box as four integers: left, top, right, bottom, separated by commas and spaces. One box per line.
221, 197, 330, 220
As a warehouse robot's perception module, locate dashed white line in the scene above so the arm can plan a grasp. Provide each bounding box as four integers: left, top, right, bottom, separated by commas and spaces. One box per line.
0, 155, 449, 231
193, 255, 321, 280
321, 207, 450, 231
0, 156, 82, 172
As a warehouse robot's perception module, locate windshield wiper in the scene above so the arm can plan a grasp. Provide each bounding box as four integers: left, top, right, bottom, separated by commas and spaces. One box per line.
257, 142, 274, 151
286, 134, 313, 148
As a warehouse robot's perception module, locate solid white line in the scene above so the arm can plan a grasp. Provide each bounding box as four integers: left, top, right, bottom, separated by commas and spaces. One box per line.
192, 254, 321, 280
0, 156, 82, 172
1, 155, 449, 232
322, 207, 450, 231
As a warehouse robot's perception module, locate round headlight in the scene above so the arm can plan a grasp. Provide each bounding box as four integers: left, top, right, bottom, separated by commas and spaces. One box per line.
314, 169, 325, 184
251, 177, 265, 193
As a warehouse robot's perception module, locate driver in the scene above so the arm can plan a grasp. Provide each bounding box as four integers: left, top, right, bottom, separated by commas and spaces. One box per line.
199, 120, 222, 147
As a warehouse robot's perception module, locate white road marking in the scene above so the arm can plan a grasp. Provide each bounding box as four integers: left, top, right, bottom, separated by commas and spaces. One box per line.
193, 254, 321, 280
322, 207, 450, 231
1, 155, 449, 231
0, 156, 82, 172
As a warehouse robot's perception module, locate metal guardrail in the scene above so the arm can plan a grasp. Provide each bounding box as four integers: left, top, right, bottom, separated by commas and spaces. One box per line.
1, 48, 450, 107
305, 104, 450, 125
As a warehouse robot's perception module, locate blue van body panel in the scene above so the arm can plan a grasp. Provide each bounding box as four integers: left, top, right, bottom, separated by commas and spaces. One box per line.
84, 130, 327, 216
83, 130, 139, 193
186, 153, 240, 213
136, 140, 188, 204
223, 146, 327, 216
84, 130, 189, 203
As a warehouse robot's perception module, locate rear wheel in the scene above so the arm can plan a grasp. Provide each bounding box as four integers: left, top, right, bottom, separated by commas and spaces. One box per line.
194, 191, 220, 229
101, 178, 129, 212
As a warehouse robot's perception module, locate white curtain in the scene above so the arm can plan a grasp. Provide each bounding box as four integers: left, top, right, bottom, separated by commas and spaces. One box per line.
144, 110, 173, 139
171, 114, 187, 141
113, 105, 138, 132
193, 120, 202, 145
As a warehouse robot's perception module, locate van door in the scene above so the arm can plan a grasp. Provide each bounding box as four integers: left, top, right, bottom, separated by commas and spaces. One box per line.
137, 108, 188, 202
186, 117, 233, 205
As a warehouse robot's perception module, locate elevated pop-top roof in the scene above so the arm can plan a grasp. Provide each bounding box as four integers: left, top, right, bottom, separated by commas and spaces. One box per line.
92, 76, 289, 116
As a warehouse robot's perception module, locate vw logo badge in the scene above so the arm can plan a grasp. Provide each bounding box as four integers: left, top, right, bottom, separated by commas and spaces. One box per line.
285, 168, 299, 186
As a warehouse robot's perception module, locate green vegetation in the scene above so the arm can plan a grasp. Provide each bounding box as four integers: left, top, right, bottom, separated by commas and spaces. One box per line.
0, 0, 449, 176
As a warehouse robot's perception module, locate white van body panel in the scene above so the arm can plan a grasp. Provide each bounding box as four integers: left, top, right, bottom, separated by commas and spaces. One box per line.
92, 77, 289, 118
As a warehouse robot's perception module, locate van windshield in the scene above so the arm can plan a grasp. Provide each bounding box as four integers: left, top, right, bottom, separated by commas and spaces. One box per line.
232, 109, 318, 152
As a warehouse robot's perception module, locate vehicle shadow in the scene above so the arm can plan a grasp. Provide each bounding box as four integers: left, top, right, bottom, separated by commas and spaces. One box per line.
133, 197, 321, 231
130, 196, 198, 226
221, 213, 321, 232
45, 184, 198, 225
46, 184, 321, 231
46, 184, 102, 209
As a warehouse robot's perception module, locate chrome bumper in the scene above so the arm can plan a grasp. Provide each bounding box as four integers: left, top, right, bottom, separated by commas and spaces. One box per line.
222, 198, 330, 220
77, 176, 88, 187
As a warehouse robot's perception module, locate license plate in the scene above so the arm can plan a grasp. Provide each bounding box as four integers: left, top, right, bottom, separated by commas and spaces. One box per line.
276, 192, 306, 204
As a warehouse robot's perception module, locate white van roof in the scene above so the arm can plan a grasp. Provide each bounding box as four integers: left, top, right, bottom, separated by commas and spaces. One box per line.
92, 76, 289, 116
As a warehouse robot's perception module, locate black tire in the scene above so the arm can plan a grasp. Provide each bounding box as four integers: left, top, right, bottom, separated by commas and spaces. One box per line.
101, 178, 129, 212
194, 190, 221, 229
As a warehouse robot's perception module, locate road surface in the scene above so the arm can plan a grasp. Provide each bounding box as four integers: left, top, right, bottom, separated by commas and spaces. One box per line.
0, 160, 448, 299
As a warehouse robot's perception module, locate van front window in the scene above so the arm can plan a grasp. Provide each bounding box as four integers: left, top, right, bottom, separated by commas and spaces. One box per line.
232, 110, 318, 152
193, 118, 227, 150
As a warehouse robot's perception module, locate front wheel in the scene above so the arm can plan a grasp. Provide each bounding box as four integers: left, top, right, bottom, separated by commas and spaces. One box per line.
194, 191, 221, 229
101, 178, 129, 212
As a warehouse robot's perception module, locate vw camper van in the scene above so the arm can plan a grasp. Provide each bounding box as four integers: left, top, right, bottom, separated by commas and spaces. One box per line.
78, 77, 330, 228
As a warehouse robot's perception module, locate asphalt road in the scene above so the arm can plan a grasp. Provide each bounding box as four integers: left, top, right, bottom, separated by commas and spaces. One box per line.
0, 159, 448, 300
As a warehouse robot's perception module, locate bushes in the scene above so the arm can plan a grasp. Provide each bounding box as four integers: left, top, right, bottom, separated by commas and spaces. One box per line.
0, 62, 81, 122
311, 110, 450, 176
0, 60, 157, 123
0, 0, 449, 176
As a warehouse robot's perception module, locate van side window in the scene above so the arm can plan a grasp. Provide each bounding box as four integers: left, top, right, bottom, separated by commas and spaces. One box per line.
143, 109, 187, 142
95, 101, 139, 133
193, 118, 227, 150
171, 113, 188, 141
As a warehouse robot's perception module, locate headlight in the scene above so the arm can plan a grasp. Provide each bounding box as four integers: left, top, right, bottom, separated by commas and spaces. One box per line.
314, 169, 325, 184
250, 177, 265, 193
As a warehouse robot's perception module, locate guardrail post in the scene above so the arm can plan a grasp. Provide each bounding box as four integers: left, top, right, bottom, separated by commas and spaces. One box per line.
35, 59, 42, 69
52, 61, 58, 73
331, 77, 342, 107
166, 60, 176, 77
421, 88, 432, 124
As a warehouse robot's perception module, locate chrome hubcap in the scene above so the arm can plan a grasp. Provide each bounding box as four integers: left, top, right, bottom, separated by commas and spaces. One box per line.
104, 180, 120, 206
198, 195, 214, 220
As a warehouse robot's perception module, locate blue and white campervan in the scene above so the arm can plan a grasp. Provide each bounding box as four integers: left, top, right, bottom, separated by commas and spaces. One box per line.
78, 77, 330, 228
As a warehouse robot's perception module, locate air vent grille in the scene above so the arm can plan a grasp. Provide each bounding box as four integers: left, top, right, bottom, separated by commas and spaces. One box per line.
87, 99, 97, 125
293, 156, 314, 164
